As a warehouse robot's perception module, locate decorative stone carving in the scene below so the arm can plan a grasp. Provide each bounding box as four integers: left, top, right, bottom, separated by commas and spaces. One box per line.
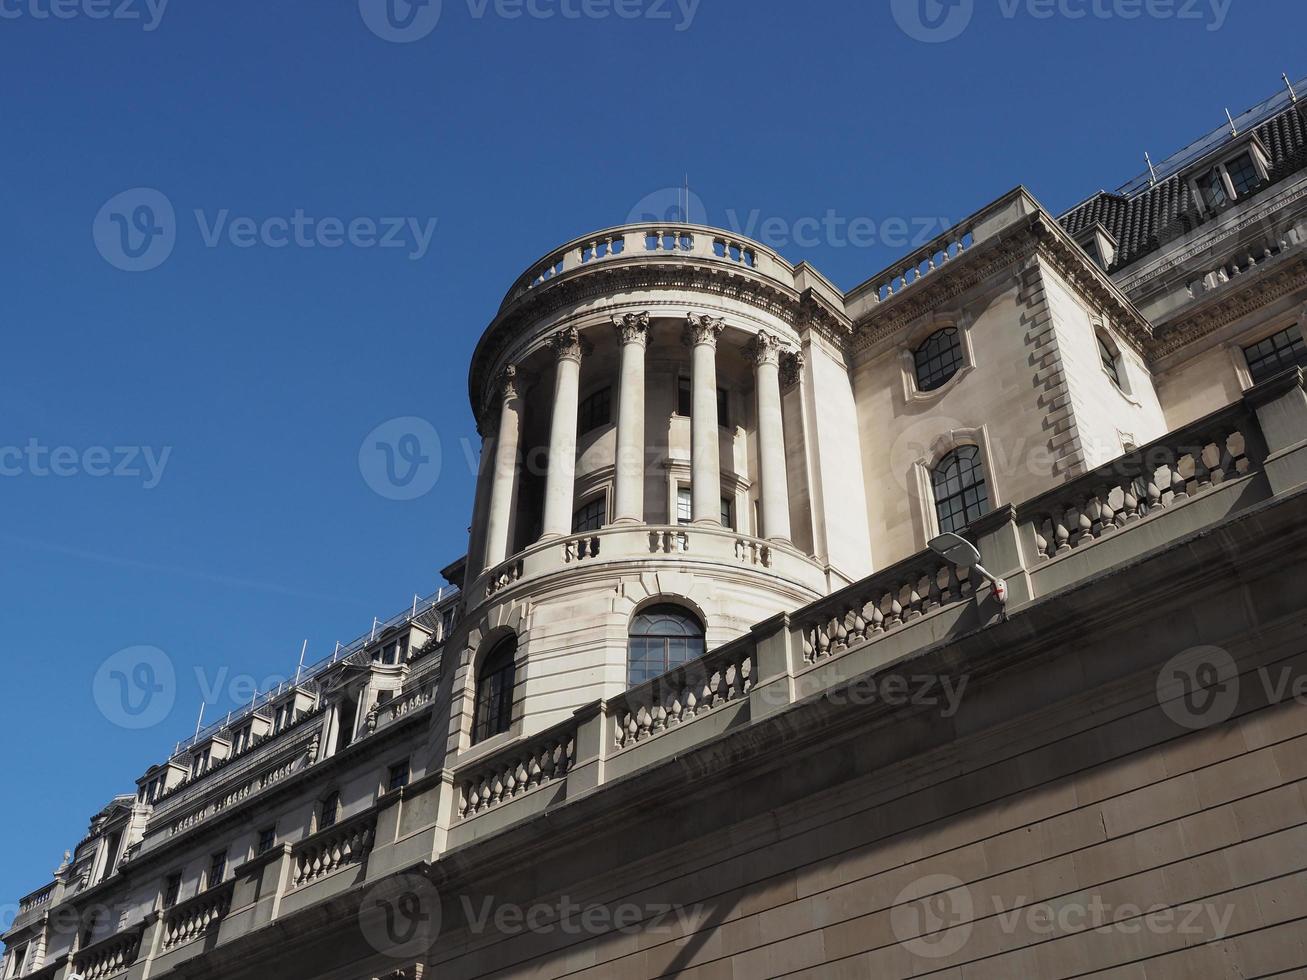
611, 311, 651, 346
780, 350, 805, 389
547, 326, 586, 363
745, 330, 784, 367
684, 313, 725, 347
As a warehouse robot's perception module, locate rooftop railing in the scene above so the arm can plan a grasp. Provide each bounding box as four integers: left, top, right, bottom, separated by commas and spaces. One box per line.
169, 586, 460, 759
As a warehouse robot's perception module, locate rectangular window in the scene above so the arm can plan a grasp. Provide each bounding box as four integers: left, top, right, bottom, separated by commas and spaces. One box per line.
9, 945, 27, 977
1195, 167, 1229, 210
1097, 334, 1122, 388
1225, 152, 1260, 197
1244, 324, 1307, 384
572, 495, 606, 533
720, 496, 734, 530
208, 851, 227, 889
257, 827, 277, 855
577, 387, 612, 435
676, 486, 693, 525
163, 872, 182, 908
675, 377, 730, 427
387, 760, 411, 793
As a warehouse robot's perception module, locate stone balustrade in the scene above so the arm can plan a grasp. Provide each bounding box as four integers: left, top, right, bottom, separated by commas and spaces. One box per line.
455, 717, 576, 820
292, 811, 377, 888
864, 223, 976, 303
610, 640, 755, 750
18, 882, 55, 915
472, 524, 826, 607
167, 735, 316, 838
1184, 217, 1307, 301
161, 881, 233, 950
366, 682, 437, 736
499, 223, 792, 310
70, 926, 143, 980
1021, 399, 1263, 562
796, 551, 976, 666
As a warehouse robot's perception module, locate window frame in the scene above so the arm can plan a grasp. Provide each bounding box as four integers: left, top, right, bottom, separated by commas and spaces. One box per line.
1242, 322, 1307, 386
1188, 140, 1270, 215
386, 759, 411, 794
206, 850, 227, 890
318, 790, 341, 831
674, 375, 731, 428
931, 445, 991, 536
472, 638, 517, 745
572, 493, 607, 533
162, 871, 183, 909
576, 386, 613, 436
627, 604, 707, 688
256, 826, 277, 856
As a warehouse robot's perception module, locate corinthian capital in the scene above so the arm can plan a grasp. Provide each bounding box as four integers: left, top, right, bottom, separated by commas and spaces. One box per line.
548, 326, 587, 364
495, 364, 520, 401
745, 330, 784, 367
683, 313, 725, 348
611, 311, 651, 346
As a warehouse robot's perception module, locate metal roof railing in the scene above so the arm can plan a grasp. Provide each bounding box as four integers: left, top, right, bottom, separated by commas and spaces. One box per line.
168, 585, 460, 760
1113, 74, 1307, 199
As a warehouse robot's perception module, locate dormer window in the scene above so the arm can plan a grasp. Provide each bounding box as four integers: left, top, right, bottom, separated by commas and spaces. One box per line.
1076, 224, 1118, 271
1189, 142, 1269, 214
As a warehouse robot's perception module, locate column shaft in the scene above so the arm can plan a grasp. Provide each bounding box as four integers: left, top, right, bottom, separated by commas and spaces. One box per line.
753, 335, 792, 542
612, 313, 650, 523
541, 328, 585, 538
688, 314, 724, 524
482, 369, 522, 570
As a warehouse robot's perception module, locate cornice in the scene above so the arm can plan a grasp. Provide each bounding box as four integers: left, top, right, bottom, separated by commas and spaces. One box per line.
469, 259, 817, 412
1149, 252, 1307, 359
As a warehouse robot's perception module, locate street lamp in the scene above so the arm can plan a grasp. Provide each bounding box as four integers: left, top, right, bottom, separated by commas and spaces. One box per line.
928, 532, 1008, 608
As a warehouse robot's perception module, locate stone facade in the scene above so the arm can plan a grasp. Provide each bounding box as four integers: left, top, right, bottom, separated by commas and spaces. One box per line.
6, 80, 1307, 980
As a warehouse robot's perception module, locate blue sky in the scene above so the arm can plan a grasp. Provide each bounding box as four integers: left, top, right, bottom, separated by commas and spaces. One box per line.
0, 0, 1302, 914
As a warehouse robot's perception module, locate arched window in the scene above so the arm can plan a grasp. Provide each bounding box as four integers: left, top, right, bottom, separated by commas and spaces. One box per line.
913, 328, 964, 392
933, 446, 990, 535
628, 605, 705, 687
473, 637, 517, 743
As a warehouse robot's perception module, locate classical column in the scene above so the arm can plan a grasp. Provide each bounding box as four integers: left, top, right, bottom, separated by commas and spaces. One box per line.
541, 327, 585, 539
482, 366, 522, 571
612, 312, 650, 524
686, 313, 724, 525
749, 331, 792, 542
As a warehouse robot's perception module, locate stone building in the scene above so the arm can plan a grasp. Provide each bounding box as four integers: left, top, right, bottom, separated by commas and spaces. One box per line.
6, 75, 1307, 980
